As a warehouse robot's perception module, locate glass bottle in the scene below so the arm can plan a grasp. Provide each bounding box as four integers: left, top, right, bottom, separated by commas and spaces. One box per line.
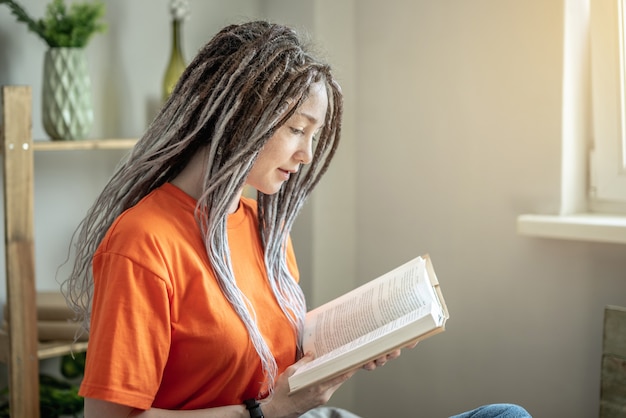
162, 18, 186, 102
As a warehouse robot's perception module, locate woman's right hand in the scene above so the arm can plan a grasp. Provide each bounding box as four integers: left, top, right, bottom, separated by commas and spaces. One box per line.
261, 353, 357, 418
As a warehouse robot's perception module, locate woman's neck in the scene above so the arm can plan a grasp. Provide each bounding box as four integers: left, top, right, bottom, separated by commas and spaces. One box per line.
170, 148, 243, 214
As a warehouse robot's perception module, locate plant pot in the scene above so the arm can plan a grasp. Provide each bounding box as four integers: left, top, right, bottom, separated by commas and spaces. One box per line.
42, 47, 94, 141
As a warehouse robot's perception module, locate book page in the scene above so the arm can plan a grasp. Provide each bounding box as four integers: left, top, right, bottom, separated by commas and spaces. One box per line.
302, 256, 441, 357
296, 303, 441, 375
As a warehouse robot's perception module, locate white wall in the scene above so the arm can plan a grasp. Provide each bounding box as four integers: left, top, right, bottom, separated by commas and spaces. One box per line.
2, 1, 626, 417
351, 1, 626, 417
0, 0, 265, 291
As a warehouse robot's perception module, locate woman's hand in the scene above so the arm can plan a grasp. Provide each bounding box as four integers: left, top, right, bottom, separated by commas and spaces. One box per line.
261, 353, 357, 418
362, 339, 419, 371
263, 340, 420, 417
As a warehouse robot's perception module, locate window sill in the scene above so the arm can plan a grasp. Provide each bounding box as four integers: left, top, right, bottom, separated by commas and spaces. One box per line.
517, 213, 626, 244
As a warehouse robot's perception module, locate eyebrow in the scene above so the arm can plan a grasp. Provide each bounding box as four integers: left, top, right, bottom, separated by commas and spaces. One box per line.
295, 111, 321, 125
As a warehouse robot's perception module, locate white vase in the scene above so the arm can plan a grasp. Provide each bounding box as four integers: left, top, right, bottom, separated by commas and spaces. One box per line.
42, 48, 94, 141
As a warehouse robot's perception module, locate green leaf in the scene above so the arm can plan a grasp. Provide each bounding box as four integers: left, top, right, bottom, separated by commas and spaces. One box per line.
1, 0, 107, 47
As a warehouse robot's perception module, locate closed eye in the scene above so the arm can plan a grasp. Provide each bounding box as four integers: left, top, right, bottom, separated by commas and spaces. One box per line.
290, 127, 305, 135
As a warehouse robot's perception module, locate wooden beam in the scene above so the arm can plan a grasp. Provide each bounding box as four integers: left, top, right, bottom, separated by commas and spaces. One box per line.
1, 86, 40, 418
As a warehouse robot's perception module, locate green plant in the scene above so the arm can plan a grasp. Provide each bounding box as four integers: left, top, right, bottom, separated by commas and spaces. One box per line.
0, 0, 106, 48
0, 352, 87, 418
0, 375, 83, 418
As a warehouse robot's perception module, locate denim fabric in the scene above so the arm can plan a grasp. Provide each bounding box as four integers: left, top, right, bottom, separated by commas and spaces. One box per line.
300, 406, 363, 418
449, 403, 532, 418
300, 403, 531, 418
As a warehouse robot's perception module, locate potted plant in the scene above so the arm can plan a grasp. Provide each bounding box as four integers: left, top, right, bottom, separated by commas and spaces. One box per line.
1, 0, 107, 140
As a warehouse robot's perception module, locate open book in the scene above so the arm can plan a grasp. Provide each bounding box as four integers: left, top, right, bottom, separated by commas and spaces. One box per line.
288, 254, 449, 394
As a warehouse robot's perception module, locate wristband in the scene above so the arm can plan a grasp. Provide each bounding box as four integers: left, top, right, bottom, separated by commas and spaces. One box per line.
244, 398, 264, 418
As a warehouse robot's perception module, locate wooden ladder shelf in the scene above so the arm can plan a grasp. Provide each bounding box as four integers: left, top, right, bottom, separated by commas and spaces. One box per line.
0, 86, 135, 417
1, 85, 41, 418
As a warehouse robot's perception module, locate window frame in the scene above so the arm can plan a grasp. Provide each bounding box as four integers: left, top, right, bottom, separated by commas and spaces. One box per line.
516, 0, 626, 244
589, 0, 626, 210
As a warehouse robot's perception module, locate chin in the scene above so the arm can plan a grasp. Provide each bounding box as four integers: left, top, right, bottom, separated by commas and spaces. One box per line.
257, 185, 283, 195
261, 189, 281, 195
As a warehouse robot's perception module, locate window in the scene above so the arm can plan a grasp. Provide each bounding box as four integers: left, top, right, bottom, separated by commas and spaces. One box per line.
516, 0, 626, 244
589, 0, 626, 212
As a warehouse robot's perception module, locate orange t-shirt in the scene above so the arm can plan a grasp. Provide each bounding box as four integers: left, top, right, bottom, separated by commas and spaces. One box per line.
79, 183, 299, 410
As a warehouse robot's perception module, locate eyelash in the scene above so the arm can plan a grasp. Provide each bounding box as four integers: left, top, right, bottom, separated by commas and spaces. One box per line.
290, 127, 320, 142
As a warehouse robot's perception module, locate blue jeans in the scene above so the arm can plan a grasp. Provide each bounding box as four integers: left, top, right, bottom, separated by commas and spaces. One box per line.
450, 403, 531, 418
300, 403, 531, 417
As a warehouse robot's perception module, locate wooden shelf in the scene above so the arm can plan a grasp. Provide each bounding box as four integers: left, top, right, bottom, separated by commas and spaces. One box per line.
0, 330, 87, 363
37, 340, 88, 361
0, 86, 128, 417
33, 138, 137, 151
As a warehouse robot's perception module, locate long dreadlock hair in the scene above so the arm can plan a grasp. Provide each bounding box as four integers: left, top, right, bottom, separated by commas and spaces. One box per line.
61, 20, 343, 396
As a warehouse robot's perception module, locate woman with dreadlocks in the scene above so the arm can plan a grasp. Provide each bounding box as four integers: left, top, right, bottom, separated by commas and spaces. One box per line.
62, 20, 375, 418
63, 20, 530, 418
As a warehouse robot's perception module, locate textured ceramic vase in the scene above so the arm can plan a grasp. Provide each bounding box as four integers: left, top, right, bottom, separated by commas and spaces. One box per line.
42, 48, 94, 140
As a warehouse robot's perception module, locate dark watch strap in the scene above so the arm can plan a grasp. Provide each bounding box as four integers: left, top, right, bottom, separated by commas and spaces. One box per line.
244, 398, 264, 418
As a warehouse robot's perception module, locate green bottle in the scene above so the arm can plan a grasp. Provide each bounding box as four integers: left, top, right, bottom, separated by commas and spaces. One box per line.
162, 18, 186, 102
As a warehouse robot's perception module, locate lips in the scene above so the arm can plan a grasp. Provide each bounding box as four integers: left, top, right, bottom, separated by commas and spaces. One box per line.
278, 169, 291, 181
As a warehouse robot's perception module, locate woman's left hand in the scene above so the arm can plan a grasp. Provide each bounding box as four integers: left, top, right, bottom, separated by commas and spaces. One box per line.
361, 339, 419, 371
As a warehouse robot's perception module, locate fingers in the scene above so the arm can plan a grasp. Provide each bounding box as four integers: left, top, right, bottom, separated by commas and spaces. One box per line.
288, 367, 355, 411
362, 344, 416, 371
267, 353, 345, 417
323, 369, 356, 390
362, 353, 393, 371
375, 352, 396, 366
287, 353, 355, 398
362, 361, 377, 371
386, 349, 401, 361
404, 339, 419, 349
284, 352, 315, 376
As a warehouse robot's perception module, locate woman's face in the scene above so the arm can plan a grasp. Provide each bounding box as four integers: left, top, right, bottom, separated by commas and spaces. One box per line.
245, 82, 328, 195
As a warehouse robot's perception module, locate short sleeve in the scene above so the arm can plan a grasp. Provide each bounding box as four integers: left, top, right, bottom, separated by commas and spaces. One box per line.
79, 252, 172, 410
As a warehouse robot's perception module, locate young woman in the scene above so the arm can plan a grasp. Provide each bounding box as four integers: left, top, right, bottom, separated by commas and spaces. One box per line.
63, 21, 530, 418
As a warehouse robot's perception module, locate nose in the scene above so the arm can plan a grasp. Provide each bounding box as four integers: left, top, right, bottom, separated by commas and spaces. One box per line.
296, 136, 314, 165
